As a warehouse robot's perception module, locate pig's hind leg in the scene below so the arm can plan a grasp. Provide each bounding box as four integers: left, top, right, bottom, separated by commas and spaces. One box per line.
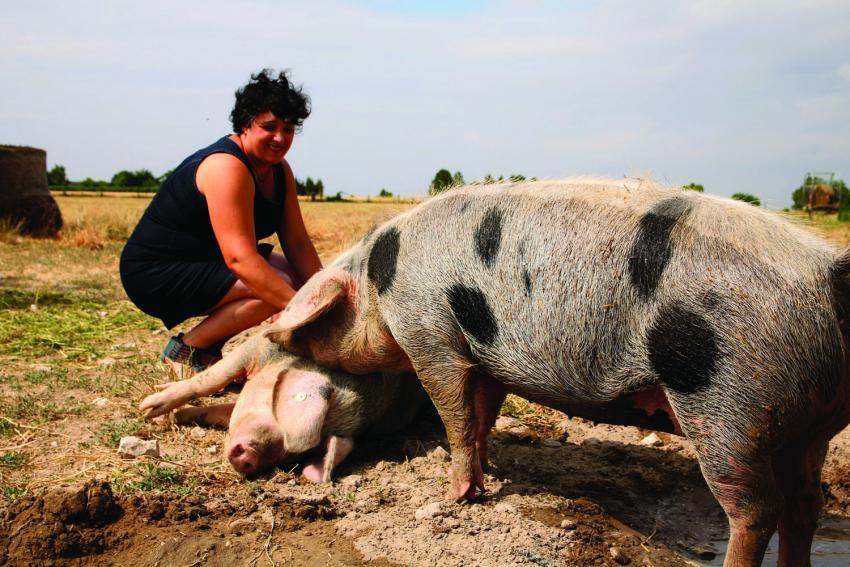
671, 404, 782, 567
472, 370, 506, 472
174, 403, 235, 427
773, 439, 829, 567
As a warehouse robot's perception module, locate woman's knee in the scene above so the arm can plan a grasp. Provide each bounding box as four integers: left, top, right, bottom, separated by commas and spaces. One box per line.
266, 252, 299, 288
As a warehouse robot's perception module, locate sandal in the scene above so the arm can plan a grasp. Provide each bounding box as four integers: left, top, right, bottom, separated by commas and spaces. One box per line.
160, 333, 223, 373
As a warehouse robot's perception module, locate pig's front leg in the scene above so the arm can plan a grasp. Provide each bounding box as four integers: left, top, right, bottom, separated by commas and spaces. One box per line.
414, 355, 485, 501
302, 435, 354, 483
139, 336, 257, 418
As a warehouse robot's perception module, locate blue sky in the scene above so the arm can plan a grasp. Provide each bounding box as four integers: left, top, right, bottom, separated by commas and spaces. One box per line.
2, 0, 849, 207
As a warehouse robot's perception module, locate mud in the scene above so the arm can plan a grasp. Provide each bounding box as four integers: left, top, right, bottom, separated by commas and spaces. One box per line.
1, 414, 848, 566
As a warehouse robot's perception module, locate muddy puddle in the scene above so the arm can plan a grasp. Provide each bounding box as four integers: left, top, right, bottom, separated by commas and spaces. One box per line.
697, 517, 850, 566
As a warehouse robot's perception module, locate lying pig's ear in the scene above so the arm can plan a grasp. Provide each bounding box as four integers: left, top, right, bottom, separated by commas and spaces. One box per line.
276, 369, 333, 454
264, 268, 352, 344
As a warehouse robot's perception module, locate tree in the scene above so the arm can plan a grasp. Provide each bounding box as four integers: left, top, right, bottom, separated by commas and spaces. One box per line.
111, 169, 157, 187
378, 188, 393, 198
731, 193, 761, 206
429, 169, 454, 195
295, 176, 324, 200
452, 171, 465, 186
47, 164, 68, 186
509, 174, 526, 183
683, 182, 704, 192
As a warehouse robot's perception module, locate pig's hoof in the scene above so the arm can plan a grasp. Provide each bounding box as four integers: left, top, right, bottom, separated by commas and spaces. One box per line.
138, 393, 175, 419
302, 463, 328, 483
450, 479, 481, 502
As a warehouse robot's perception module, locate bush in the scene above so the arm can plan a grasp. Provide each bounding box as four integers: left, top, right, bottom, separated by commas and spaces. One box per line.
731, 193, 761, 206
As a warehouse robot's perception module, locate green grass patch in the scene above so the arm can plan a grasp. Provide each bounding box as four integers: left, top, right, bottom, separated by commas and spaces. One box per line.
0, 393, 91, 435
98, 419, 143, 447
1, 484, 26, 501
114, 463, 192, 494
0, 287, 158, 361
0, 288, 75, 310
0, 451, 29, 467
500, 395, 535, 419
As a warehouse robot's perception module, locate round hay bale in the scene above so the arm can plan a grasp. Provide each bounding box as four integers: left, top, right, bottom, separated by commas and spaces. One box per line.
0, 144, 63, 236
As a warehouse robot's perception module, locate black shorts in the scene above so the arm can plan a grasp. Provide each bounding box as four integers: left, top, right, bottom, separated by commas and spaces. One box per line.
120, 243, 274, 329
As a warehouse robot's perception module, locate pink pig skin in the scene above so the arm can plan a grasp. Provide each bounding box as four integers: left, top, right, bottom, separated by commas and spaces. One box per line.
139, 333, 432, 482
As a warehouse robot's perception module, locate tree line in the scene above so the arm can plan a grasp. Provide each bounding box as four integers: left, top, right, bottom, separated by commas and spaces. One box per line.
46, 164, 325, 199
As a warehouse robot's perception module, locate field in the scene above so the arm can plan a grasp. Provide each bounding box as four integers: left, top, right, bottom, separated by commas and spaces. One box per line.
0, 195, 848, 566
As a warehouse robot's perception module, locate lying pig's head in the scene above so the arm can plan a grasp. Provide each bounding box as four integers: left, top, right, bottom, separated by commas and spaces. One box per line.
225, 358, 334, 476
264, 243, 410, 374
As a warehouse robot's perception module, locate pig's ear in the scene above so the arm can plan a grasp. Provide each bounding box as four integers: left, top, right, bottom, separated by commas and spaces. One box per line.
263, 268, 352, 344
276, 369, 333, 454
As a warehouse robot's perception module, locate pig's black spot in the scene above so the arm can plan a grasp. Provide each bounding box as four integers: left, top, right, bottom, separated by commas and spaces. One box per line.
523, 270, 532, 296
648, 302, 721, 394
368, 227, 400, 295
318, 383, 334, 401
629, 197, 692, 298
447, 284, 498, 346
474, 208, 503, 268
459, 201, 470, 213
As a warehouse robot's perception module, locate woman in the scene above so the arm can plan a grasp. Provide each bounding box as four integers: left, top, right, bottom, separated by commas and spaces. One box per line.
120, 69, 322, 375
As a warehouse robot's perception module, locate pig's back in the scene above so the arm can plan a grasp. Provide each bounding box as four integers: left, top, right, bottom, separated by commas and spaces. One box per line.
380, 179, 843, 416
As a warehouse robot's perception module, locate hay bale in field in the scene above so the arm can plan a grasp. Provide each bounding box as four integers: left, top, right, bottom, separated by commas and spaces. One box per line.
0, 144, 63, 236
806, 182, 839, 212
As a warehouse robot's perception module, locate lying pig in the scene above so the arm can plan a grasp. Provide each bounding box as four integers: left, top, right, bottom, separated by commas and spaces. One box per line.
259, 178, 850, 567
139, 334, 432, 481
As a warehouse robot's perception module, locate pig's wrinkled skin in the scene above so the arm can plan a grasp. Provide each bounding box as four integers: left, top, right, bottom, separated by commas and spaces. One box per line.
261, 178, 850, 567
139, 334, 431, 481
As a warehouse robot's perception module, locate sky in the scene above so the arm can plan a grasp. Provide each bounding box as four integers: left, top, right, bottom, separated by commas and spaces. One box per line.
2, 1, 849, 208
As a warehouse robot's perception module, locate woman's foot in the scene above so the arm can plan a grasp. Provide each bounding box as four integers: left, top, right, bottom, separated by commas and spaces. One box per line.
160, 333, 223, 379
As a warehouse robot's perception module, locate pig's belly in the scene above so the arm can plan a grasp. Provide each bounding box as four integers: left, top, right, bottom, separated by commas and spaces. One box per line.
516, 384, 683, 436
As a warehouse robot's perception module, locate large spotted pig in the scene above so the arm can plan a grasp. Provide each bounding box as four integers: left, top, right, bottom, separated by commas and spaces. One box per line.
139, 334, 432, 481
261, 178, 850, 567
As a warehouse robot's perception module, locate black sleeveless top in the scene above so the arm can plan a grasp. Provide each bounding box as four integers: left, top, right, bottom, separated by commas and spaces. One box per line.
119, 137, 287, 328
121, 136, 286, 263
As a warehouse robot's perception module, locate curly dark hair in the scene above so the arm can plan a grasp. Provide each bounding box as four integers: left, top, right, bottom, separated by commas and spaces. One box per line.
230, 69, 311, 133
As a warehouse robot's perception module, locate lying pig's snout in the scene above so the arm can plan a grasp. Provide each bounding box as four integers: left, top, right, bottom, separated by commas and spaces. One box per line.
228, 443, 260, 476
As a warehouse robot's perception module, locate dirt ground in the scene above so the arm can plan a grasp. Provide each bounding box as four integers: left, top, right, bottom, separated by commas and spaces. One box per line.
1, 375, 848, 566
1, 198, 849, 566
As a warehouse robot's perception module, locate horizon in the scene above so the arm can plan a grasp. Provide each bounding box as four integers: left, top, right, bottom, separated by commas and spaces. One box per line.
3, 1, 849, 207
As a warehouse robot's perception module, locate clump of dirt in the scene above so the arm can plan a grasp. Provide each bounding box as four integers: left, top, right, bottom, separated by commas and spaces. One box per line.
1, 418, 848, 566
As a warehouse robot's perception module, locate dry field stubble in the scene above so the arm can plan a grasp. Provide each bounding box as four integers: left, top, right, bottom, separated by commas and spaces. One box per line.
0, 197, 848, 566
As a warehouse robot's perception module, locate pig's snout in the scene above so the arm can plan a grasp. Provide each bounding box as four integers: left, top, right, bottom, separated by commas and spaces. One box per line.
228, 442, 261, 476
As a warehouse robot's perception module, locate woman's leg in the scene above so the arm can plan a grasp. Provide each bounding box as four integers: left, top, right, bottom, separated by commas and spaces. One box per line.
178, 253, 298, 350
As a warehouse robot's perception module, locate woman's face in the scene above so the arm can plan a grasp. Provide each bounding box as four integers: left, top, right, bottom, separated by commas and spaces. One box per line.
242, 111, 296, 164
